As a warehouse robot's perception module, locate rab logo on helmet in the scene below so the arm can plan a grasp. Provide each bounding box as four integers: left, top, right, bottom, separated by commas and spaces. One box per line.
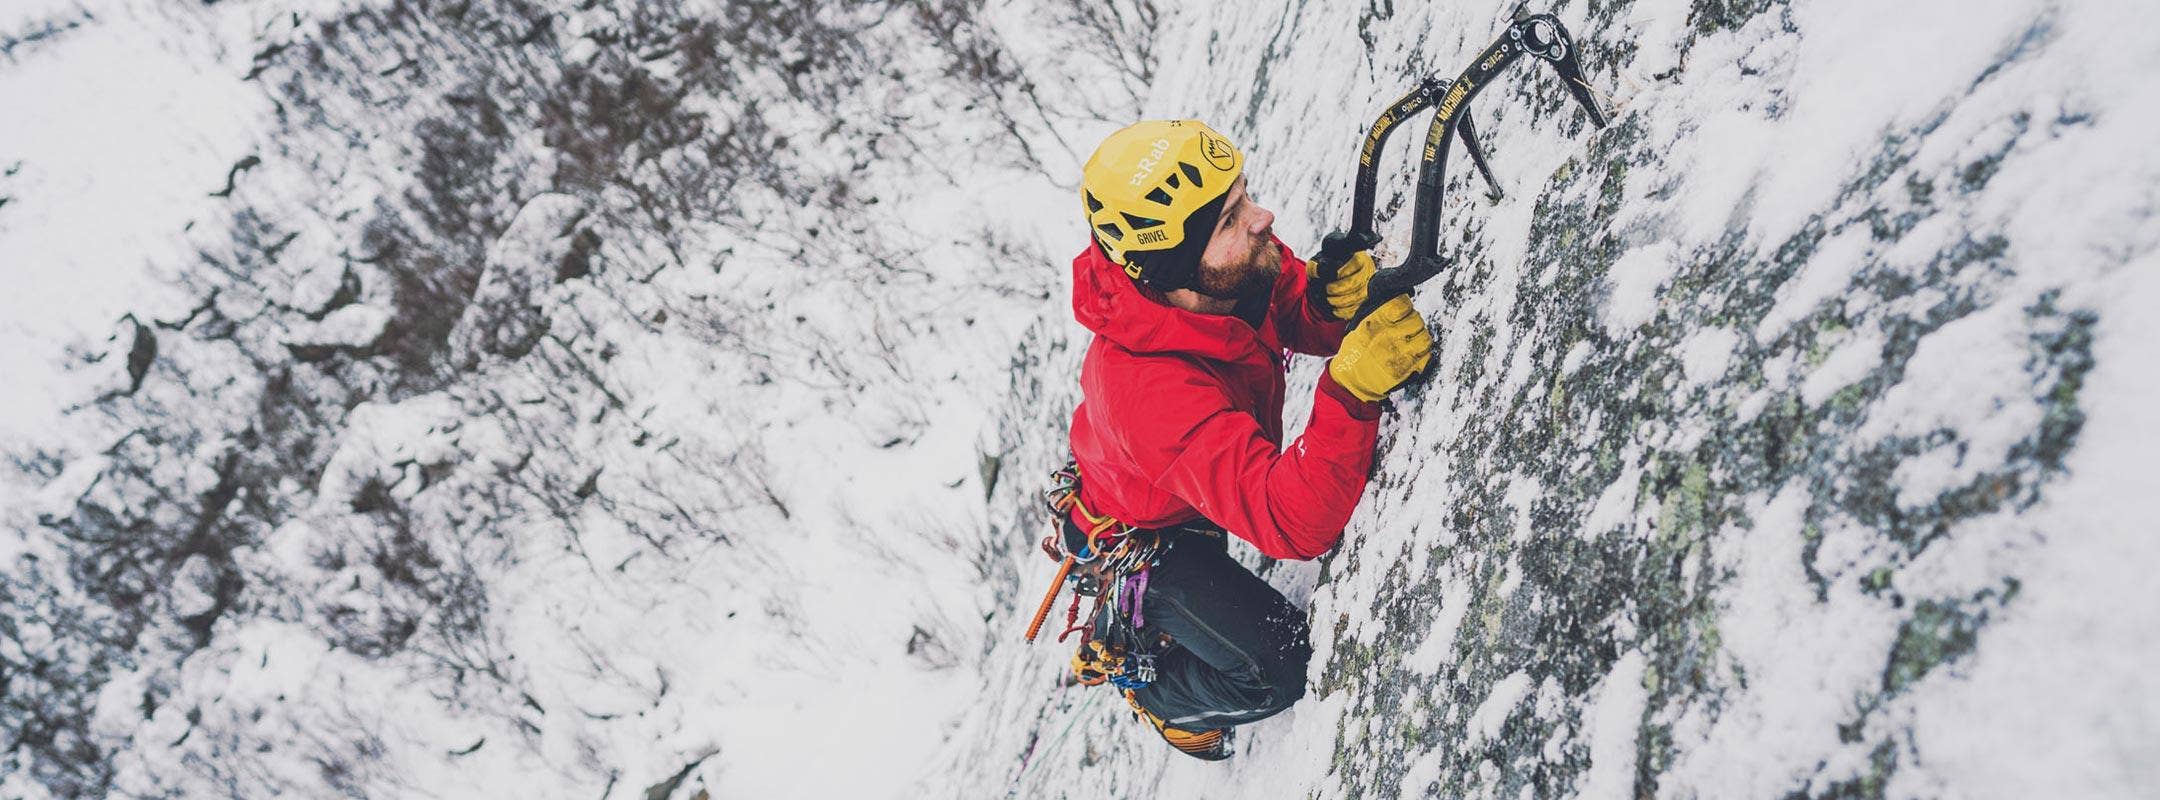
1129, 138, 1174, 187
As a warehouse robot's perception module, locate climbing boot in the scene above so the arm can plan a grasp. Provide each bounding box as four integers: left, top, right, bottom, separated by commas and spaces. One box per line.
1123, 689, 1233, 761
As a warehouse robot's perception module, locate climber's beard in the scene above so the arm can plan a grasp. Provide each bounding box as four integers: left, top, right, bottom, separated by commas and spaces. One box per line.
1191, 237, 1280, 301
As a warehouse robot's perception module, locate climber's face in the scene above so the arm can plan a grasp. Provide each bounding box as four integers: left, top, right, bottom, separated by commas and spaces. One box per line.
1193, 176, 1280, 300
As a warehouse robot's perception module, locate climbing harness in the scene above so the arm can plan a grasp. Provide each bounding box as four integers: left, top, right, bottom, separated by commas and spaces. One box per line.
1022, 461, 1175, 692
1310, 9, 1613, 325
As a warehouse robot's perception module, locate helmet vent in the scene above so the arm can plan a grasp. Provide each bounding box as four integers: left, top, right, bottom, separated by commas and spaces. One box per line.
1144, 188, 1173, 205
1180, 162, 1203, 188
1095, 222, 1124, 241
1120, 212, 1165, 230
1085, 192, 1104, 213
1165, 173, 1182, 189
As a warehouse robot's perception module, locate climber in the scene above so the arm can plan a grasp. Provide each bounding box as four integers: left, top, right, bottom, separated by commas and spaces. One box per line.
1057, 119, 1431, 760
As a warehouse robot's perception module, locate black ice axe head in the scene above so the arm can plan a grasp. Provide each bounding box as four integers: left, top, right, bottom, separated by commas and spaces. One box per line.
1515, 13, 1611, 129
1314, 13, 1611, 327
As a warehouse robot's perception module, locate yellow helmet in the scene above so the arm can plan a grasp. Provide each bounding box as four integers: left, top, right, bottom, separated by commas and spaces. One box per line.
1080, 119, 1244, 288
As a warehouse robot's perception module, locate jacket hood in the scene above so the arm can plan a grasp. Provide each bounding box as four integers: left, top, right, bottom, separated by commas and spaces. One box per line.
1069, 243, 1275, 364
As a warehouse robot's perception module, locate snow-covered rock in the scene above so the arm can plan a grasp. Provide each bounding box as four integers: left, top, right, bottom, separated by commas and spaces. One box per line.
449, 193, 594, 366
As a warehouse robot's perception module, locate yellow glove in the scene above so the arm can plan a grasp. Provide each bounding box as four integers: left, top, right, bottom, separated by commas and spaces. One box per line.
1328, 296, 1433, 402
1308, 250, 1376, 321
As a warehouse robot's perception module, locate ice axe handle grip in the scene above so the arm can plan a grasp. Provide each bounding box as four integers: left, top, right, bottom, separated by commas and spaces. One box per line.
1348, 253, 1447, 327
1310, 229, 1382, 286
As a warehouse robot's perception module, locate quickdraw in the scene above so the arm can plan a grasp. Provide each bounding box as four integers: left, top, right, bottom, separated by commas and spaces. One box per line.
1310, 10, 1612, 326
1023, 462, 1171, 691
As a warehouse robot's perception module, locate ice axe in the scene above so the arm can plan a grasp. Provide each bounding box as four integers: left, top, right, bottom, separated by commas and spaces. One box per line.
1311, 11, 1611, 327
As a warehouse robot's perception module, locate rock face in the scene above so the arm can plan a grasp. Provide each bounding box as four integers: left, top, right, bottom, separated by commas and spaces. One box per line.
5, 0, 2157, 798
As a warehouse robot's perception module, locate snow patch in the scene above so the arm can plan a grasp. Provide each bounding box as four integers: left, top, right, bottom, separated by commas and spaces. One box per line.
1398, 747, 1448, 800
1677, 327, 1741, 387
0, 0, 271, 442
1894, 249, 2160, 799
1578, 650, 1647, 800
1583, 461, 1644, 538
1600, 241, 1681, 334
1800, 328, 1884, 405
1757, 230, 1868, 345
1664, 488, 1901, 795
286, 303, 391, 350
1559, 340, 1592, 376
1467, 671, 1535, 746
1406, 580, 1477, 674
1858, 302, 2036, 467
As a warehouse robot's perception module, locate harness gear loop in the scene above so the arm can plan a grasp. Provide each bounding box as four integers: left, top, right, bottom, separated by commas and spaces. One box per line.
1025, 461, 1177, 691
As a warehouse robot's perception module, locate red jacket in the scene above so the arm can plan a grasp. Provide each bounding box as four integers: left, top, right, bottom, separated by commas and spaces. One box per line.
1067, 239, 1382, 560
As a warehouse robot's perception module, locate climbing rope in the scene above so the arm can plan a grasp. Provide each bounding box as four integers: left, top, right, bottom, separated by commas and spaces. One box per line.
1004, 688, 1107, 799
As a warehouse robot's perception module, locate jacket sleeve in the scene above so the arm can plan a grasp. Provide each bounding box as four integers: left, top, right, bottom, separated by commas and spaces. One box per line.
1116, 361, 1382, 560
1270, 241, 1353, 358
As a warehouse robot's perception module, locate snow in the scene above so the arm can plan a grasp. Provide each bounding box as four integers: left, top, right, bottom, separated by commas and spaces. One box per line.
1858, 302, 2037, 465
1582, 461, 1645, 539
0, 0, 271, 443
1468, 671, 1534, 746
1664, 490, 1899, 796
1891, 253, 2160, 800
1757, 230, 1869, 345
288, 303, 392, 349
1559, 340, 1593, 376
1405, 579, 1477, 674
1760, 0, 2038, 247
1799, 326, 1883, 405
1399, 748, 1448, 799
1578, 650, 1647, 800
1676, 327, 1740, 388
1600, 240, 1679, 335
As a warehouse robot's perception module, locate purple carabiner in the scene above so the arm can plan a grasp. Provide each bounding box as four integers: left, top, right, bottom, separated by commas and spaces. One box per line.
1120, 568, 1152, 629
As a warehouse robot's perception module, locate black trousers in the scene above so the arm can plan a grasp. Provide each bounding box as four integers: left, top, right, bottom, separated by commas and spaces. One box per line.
1125, 527, 1313, 730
